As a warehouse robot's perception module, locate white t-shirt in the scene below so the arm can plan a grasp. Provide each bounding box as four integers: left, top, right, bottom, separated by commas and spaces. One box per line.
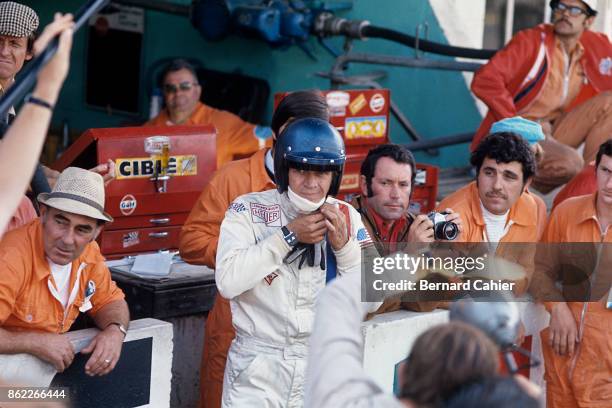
480, 202, 510, 251
48, 259, 72, 309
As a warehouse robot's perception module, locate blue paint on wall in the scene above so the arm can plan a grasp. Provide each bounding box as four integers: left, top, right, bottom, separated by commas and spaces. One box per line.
24, 0, 481, 168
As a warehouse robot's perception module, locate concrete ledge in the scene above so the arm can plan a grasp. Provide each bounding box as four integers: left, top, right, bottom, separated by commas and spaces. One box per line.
0, 318, 173, 408
362, 309, 449, 392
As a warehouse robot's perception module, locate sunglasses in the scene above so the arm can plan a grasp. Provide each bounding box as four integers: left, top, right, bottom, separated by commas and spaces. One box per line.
552, 2, 588, 16
163, 81, 199, 93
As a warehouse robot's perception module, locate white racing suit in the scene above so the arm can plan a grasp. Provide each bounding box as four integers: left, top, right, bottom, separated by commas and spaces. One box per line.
216, 189, 369, 407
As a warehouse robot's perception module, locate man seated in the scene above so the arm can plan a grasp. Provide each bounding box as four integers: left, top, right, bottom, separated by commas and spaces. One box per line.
552, 161, 598, 209
0, 167, 129, 376
471, 0, 612, 193
439, 132, 546, 294
215, 118, 371, 407
145, 59, 272, 167
352, 143, 462, 313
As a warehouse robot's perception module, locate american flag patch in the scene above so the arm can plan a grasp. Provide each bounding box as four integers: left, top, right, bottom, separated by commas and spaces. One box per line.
357, 227, 374, 248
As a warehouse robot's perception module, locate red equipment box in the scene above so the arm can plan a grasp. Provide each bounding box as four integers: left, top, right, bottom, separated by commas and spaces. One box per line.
53, 125, 217, 257
275, 89, 438, 212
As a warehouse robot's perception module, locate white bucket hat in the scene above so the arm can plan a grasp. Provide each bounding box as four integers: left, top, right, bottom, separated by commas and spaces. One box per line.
581, 0, 598, 13
38, 167, 113, 222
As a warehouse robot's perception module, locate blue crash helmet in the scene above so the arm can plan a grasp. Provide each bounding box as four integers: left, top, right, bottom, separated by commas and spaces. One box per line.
274, 117, 346, 196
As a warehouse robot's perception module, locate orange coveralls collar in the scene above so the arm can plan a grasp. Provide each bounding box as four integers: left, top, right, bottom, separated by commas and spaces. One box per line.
438, 181, 539, 242
471, 23, 612, 150
0, 219, 124, 333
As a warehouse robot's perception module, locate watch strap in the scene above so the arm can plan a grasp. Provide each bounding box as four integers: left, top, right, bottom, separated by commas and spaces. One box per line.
107, 322, 128, 337
281, 226, 298, 247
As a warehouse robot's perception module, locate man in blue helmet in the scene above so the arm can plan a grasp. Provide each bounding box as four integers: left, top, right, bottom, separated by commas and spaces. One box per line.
215, 117, 372, 407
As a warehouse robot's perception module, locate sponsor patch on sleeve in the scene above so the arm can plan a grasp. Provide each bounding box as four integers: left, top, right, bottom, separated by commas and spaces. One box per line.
229, 202, 247, 213
250, 203, 282, 227
264, 272, 279, 286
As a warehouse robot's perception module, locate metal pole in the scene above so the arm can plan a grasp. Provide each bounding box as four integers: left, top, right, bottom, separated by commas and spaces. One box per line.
0, 0, 111, 118
114, 0, 190, 16
504, 0, 515, 45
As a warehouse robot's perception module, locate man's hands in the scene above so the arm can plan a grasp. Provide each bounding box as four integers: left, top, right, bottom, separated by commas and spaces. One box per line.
407, 214, 434, 243
286, 203, 349, 251
90, 159, 117, 186
320, 203, 348, 250
81, 325, 125, 376
43, 160, 116, 190
548, 302, 579, 356
407, 208, 463, 243
30, 333, 75, 372
32, 13, 75, 105
287, 212, 327, 244
440, 208, 463, 239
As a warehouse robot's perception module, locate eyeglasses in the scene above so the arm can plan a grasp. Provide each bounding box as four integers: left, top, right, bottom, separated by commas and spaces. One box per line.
552, 2, 588, 16
163, 81, 199, 94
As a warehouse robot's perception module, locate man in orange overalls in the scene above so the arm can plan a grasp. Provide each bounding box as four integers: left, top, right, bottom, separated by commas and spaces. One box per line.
145, 59, 273, 168
178, 90, 329, 408
533, 139, 612, 407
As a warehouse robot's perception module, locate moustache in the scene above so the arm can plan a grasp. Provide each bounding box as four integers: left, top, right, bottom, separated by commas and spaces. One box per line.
485, 191, 508, 200
555, 17, 572, 26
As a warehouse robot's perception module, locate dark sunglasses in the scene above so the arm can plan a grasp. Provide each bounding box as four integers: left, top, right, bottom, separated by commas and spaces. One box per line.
163, 81, 199, 93
551, 1, 588, 16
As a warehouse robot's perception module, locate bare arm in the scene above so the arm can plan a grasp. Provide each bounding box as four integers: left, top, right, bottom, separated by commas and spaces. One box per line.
0, 327, 75, 372
81, 299, 130, 376
0, 14, 74, 235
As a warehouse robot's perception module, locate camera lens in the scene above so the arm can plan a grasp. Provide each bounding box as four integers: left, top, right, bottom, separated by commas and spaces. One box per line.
441, 221, 459, 240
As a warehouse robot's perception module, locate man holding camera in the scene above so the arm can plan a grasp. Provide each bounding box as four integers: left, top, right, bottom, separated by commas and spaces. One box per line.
352, 143, 462, 313
438, 132, 545, 294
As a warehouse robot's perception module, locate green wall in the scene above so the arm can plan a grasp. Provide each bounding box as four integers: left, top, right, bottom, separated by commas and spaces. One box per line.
24, 0, 481, 168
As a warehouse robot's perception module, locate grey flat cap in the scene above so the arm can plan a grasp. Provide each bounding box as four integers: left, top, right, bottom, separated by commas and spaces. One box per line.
0, 2, 39, 38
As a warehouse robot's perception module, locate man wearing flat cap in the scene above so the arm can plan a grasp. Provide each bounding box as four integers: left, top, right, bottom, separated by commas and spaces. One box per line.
0, 1, 38, 100
0, 167, 130, 377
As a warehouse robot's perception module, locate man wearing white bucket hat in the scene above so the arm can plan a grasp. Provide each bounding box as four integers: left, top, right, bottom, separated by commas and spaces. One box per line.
0, 167, 129, 376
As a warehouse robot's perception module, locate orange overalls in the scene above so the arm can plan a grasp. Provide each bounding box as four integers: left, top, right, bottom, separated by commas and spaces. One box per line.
537, 194, 611, 408
146, 102, 271, 168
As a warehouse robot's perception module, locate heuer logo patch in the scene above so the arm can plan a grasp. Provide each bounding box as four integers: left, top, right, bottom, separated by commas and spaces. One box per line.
250, 203, 281, 226
264, 272, 279, 285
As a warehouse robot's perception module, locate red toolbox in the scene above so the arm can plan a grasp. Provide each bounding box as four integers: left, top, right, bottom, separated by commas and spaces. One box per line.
53, 125, 217, 258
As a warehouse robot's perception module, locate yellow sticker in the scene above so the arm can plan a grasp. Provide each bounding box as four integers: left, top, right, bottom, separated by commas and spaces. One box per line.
340, 173, 360, 190
115, 155, 198, 179
349, 93, 367, 115
345, 116, 387, 140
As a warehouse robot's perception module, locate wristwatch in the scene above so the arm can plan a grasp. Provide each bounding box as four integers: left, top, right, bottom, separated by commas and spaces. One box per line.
281, 226, 298, 247
106, 322, 128, 337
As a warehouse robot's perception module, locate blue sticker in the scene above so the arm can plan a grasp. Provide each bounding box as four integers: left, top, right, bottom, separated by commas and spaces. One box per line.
229, 202, 247, 213
86, 280, 96, 298
254, 125, 273, 140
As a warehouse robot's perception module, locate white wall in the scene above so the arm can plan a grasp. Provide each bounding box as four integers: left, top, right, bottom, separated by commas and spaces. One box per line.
430, 0, 488, 116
